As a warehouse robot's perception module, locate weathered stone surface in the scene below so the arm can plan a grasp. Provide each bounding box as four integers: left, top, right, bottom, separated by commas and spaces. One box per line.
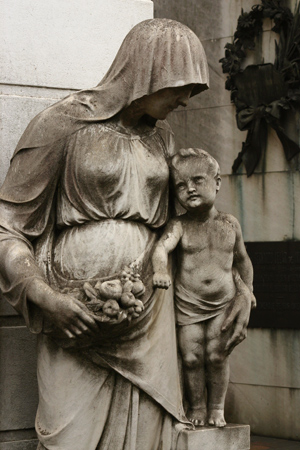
0, 297, 19, 316
288, 0, 299, 10
0, 440, 38, 450
225, 384, 300, 441
229, 329, 300, 389
154, 0, 261, 41
1, 84, 75, 100
0, 95, 58, 186
0, 327, 38, 431
168, 107, 296, 177
0, 428, 37, 443
1, 0, 153, 89
215, 172, 294, 242
251, 434, 300, 449
168, 106, 246, 176
177, 424, 250, 450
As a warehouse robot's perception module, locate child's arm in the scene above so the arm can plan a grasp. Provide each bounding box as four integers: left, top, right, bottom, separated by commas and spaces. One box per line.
152, 219, 183, 289
231, 216, 256, 308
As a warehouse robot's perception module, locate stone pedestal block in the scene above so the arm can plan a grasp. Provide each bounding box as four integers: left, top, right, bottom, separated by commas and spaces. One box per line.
177, 424, 250, 450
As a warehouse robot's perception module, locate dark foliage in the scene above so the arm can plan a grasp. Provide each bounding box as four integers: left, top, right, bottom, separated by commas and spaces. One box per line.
219, 1, 300, 176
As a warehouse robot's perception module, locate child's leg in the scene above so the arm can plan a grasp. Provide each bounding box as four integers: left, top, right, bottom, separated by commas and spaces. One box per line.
205, 310, 232, 427
177, 323, 206, 426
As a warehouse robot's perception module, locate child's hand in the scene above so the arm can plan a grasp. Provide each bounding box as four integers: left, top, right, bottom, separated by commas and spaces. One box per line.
153, 273, 171, 289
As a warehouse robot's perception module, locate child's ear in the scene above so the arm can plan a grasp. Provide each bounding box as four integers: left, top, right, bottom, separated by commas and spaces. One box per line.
216, 176, 221, 193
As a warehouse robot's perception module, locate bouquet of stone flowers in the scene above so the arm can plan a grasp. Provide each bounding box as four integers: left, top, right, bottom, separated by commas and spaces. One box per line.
72, 265, 146, 324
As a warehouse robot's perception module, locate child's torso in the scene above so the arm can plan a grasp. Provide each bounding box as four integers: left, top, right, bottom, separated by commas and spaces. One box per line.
176, 213, 236, 301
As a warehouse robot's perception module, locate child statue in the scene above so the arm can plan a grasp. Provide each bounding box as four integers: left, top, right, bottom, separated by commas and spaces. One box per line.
152, 148, 255, 428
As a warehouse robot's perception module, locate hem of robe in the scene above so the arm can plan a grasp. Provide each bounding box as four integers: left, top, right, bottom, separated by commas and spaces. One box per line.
35, 346, 189, 450
83, 351, 189, 424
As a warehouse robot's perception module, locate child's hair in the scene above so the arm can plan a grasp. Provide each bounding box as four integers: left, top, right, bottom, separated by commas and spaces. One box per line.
170, 148, 220, 178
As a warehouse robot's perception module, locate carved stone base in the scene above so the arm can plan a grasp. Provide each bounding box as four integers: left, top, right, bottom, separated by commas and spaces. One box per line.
177, 424, 250, 450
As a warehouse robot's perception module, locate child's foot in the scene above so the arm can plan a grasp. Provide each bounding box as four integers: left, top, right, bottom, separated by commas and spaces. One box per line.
208, 409, 226, 427
187, 407, 207, 427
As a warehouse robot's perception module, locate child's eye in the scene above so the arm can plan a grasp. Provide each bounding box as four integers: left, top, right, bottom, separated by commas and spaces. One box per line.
176, 183, 185, 190
194, 177, 204, 184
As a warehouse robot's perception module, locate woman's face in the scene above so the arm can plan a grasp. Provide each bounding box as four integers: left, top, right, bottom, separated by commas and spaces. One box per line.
142, 84, 195, 120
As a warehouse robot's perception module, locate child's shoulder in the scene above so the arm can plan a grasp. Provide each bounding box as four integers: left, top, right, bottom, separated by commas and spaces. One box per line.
172, 213, 190, 227
167, 213, 192, 233
165, 215, 185, 231
216, 211, 241, 231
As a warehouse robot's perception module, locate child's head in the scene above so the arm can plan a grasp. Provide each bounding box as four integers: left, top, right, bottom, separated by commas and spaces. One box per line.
170, 148, 221, 212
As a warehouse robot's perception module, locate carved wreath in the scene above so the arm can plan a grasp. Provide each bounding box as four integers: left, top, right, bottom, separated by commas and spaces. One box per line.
220, 0, 300, 176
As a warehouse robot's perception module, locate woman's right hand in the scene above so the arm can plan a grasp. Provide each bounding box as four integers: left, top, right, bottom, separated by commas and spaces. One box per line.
27, 279, 99, 339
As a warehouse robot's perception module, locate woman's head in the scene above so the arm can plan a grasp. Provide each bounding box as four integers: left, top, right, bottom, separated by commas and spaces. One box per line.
121, 84, 196, 124
98, 19, 209, 107
139, 84, 196, 120
14, 19, 209, 153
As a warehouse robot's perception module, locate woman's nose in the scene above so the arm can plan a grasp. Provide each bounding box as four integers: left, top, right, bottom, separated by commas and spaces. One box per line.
177, 91, 191, 108
177, 97, 189, 107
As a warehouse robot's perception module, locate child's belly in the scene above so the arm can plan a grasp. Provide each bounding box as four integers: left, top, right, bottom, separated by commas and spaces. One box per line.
176, 266, 236, 302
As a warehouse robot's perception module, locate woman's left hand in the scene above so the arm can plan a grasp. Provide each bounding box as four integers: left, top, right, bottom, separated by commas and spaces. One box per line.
221, 273, 255, 355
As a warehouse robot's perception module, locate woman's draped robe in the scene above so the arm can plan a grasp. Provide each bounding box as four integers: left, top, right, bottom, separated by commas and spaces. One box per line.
0, 120, 189, 450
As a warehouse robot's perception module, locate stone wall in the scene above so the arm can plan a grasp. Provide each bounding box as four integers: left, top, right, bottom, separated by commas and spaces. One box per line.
153, 0, 300, 441
0, 2, 153, 449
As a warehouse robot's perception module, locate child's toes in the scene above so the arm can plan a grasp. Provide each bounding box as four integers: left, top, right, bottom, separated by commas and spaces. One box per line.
208, 417, 215, 426
208, 409, 226, 427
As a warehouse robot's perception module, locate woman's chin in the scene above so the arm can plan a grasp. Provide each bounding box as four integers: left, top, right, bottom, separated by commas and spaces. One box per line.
150, 109, 172, 121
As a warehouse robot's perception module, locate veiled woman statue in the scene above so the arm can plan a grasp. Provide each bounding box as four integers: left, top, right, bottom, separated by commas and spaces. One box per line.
0, 19, 252, 450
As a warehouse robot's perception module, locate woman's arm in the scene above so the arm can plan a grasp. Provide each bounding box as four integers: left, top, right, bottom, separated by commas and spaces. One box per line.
27, 278, 98, 338
221, 272, 253, 355
232, 216, 256, 308
0, 139, 98, 339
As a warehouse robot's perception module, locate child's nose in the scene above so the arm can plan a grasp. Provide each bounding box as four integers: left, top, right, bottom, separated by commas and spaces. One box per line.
187, 181, 196, 192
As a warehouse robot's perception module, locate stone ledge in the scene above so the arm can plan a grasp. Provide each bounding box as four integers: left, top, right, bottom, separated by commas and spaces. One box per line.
0, 440, 38, 450
177, 424, 250, 450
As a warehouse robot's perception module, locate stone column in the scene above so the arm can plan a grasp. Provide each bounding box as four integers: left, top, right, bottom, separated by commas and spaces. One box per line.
0, 2, 153, 448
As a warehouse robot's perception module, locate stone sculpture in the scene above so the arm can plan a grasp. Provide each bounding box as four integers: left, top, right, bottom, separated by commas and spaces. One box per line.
153, 148, 255, 428
0, 19, 253, 450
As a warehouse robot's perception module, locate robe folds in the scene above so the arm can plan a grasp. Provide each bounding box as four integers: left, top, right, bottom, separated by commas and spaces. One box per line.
0, 120, 188, 450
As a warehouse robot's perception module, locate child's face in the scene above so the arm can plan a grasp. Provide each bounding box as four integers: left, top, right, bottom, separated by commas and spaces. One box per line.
172, 159, 221, 212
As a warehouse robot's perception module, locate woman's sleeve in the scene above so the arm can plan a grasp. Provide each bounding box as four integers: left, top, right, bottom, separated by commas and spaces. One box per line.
0, 139, 65, 332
